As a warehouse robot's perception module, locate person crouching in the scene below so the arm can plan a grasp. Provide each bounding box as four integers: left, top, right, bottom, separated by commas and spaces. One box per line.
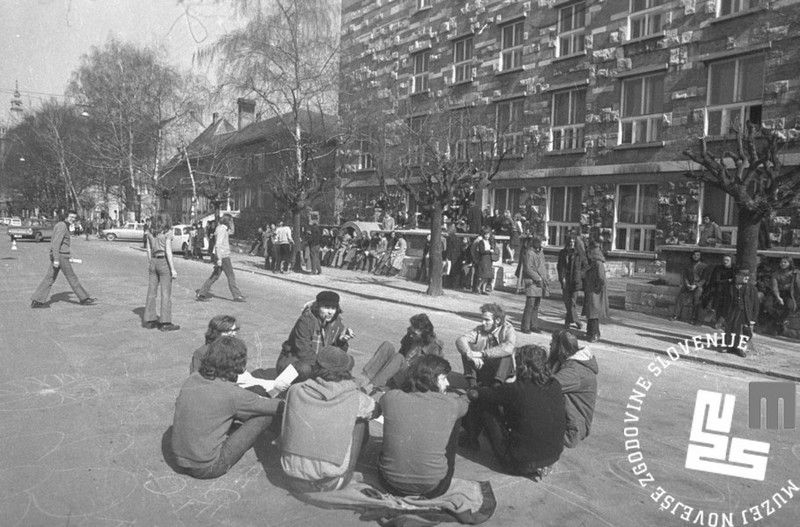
281, 346, 377, 492
171, 336, 282, 479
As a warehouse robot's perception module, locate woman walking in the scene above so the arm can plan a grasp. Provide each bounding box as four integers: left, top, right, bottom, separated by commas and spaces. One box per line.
143, 213, 179, 331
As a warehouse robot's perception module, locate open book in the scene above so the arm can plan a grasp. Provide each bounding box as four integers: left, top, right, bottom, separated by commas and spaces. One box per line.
236, 364, 299, 397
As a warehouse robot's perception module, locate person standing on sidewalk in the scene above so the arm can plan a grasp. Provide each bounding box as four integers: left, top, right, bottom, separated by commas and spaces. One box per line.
671, 250, 707, 324
31, 210, 96, 308
520, 237, 548, 333
703, 254, 735, 328
724, 269, 759, 357
583, 242, 608, 342
307, 219, 323, 274
557, 235, 587, 330
274, 221, 294, 273
195, 214, 245, 303
143, 214, 179, 331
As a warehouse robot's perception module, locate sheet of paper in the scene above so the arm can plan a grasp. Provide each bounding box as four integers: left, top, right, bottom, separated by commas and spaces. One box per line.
267, 364, 299, 398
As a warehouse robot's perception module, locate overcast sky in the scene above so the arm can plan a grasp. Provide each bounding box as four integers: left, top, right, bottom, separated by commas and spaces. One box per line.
0, 0, 241, 114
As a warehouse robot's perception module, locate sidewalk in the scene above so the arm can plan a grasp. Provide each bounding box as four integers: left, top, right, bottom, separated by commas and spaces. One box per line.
227, 252, 800, 382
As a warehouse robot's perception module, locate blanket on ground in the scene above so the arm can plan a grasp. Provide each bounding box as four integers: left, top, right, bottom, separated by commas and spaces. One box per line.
293, 472, 496, 526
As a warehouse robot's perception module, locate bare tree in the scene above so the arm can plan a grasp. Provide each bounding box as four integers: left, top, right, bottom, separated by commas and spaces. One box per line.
684, 123, 800, 274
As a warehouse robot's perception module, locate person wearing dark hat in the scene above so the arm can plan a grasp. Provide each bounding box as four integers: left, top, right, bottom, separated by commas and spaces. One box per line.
723, 269, 759, 357
277, 290, 355, 381
280, 345, 377, 492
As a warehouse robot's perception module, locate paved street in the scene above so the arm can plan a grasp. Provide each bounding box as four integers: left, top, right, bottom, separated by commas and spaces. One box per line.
0, 234, 798, 527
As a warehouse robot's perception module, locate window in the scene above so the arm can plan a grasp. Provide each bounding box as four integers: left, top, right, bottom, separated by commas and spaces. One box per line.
412, 51, 430, 94
718, 0, 757, 16
417, 0, 431, 9
615, 183, 658, 252
547, 186, 582, 246
453, 36, 474, 84
500, 21, 524, 72
629, 0, 665, 40
496, 98, 524, 156
702, 184, 738, 244
409, 116, 425, 165
705, 55, 764, 136
493, 188, 522, 216
449, 110, 469, 161
620, 74, 664, 144
356, 140, 374, 171
551, 88, 586, 150
558, 2, 586, 57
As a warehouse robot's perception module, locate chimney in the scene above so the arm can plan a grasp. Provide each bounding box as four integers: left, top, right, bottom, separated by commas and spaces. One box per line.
237, 98, 256, 130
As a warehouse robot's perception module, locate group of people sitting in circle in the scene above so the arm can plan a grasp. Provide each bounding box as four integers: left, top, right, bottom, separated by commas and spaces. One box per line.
170, 290, 599, 499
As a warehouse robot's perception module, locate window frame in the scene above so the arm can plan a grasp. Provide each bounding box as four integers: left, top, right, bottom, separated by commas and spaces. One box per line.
550, 88, 586, 151
717, 0, 757, 17
495, 98, 525, 157
417, 0, 432, 10
614, 183, 659, 252
704, 55, 764, 137
546, 185, 582, 247
628, 0, 665, 40
619, 73, 664, 145
557, 2, 586, 58
411, 50, 430, 94
453, 36, 474, 84
356, 139, 374, 171
499, 21, 524, 72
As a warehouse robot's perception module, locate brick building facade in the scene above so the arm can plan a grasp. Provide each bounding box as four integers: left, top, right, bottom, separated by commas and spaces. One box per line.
338, 0, 800, 257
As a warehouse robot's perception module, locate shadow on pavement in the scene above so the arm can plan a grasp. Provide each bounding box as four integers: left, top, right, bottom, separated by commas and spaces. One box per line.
133, 307, 145, 324
161, 426, 184, 474
50, 291, 80, 305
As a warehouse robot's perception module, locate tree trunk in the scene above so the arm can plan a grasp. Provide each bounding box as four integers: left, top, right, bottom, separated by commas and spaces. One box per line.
426, 201, 444, 296
292, 208, 303, 272
736, 207, 763, 277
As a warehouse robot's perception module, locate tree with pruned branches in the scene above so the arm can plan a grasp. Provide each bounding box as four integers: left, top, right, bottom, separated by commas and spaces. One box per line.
684, 123, 800, 274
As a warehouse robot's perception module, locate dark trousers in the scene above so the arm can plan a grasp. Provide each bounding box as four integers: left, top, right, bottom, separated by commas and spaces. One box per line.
181, 413, 276, 479
586, 318, 601, 339
198, 257, 242, 299
309, 245, 321, 274
380, 420, 458, 499
278, 244, 292, 271
673, 286, 703, 321
480, 406, 551, 476
460, 354, 514, 443
563, 289, 580, 325
362, 342, 405, 390
31, 255, 89, 303
144, 258, 172, 323
521, 296, 541, 331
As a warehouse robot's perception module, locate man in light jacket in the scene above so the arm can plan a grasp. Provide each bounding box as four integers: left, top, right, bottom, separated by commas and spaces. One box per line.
196, 214, 245, 302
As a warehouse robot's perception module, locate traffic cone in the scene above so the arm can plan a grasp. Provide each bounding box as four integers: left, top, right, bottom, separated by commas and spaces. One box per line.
11, 238, 17, 251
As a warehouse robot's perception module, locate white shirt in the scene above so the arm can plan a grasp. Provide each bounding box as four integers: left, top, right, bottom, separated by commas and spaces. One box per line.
275, 226, 293, 244
214, 224, 230, 259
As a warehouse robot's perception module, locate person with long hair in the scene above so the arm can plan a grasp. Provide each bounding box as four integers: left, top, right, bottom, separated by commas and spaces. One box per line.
196, 214, 245, 302
379, 355, 468, 498
190, 315, 239, 373
467, 345, 565, 478
548, 330, 598, 448
361, 313, 443, 393
520, 237, 548, 333
171, 336, 281, 479
281, 346, 377, 492
143, 213, 179, 331
475, 226, 496, 295
557, 234, 587, 330
583, 241, 608, 342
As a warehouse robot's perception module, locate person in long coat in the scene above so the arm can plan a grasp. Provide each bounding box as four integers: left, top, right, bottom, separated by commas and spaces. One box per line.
703, 254, 735, 328
389, 232, 407, 276
476, 226, 495, 295
557, 235, 588, 330
521, 237, 548, 333
583, 242, 608, 342
724, 270, 760, 357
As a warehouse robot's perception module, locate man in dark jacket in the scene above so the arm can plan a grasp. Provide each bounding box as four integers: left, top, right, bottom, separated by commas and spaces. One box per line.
671, 250, 708, 324
307, 220, 323, 275
550, 330, 598, 448
724, 270, 759, 358
557, 235, 588, 330
277, 290, 354, 380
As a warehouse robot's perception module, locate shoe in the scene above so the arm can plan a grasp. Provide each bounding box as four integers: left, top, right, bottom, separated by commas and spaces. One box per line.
574, 322, 583, 330
670, 315, 678, 321
143, 320, 159, 329
480, 291, 490, 295
195, 289, 209, 302
730, 348, 747, 358
588, 335, 599, 343
31, 300, 50, 309
159, 323, 181, 332
79, 297, 97, 306
233, 296, 246, 303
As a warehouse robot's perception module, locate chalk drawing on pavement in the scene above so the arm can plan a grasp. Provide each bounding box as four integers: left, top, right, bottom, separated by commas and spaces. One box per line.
0, 374, 110, 412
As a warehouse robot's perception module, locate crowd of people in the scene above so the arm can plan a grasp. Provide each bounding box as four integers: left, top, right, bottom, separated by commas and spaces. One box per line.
170, 290, 599, 506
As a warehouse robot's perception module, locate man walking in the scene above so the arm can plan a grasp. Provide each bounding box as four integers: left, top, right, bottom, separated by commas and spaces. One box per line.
195, 214, 245, 302
274, 221, 294, 273
307, 218, 322, 275
31, 210, 96, 308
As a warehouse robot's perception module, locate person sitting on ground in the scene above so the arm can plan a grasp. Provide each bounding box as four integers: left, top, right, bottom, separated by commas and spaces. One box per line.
467, 345, 565, 479
361, 313, 443, 394
379, 355, 468, 498
190, 315, 239, 373
671, 250, 708, 324
281, 346, 377, 492
277, 290, 355, 381
455, 303, 516, 450
724, 269, 759, 358
171, 336, 282, 479
548, 330, 598, 448
767, 257, 798, 335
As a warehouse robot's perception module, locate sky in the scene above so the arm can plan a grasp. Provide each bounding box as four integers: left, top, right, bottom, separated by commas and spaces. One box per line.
0, 0, 242, 115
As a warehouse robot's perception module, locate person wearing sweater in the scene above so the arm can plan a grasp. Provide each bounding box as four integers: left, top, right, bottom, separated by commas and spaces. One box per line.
281, 346, 377, 492
171, 336, 281, 479
467, 345, 565, 479
189, 315, 239, 374
548, 330, 599, 448
379, 355, 469, 498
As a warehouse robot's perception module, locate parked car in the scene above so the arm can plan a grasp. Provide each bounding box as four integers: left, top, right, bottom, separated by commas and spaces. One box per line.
8, 218, 56, 242
100, 222, 145, 242
0, 216, 10, 226
9, 216, 22, 227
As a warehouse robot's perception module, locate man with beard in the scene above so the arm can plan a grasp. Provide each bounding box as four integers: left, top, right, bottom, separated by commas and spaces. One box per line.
277, 290, 355, 381
360, 313, 443, 394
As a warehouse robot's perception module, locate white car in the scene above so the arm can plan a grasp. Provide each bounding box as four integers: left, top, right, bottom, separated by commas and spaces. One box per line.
100, 222, 145, 241
170, 224, 196, 254
9, 216, 22, 227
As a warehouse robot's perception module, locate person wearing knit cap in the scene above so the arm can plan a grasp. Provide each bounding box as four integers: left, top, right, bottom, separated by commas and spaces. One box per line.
277, 290, 355, 381
281, 345, 377, 492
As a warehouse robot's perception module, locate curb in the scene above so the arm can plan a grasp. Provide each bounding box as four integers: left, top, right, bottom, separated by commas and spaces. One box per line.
230, 260, 800, 383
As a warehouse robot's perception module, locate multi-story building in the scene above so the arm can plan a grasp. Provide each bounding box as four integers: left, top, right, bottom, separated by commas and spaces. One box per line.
339, 0, 800, 260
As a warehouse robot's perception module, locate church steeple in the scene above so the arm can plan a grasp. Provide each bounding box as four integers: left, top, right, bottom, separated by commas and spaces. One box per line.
9, 81, 24, 124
